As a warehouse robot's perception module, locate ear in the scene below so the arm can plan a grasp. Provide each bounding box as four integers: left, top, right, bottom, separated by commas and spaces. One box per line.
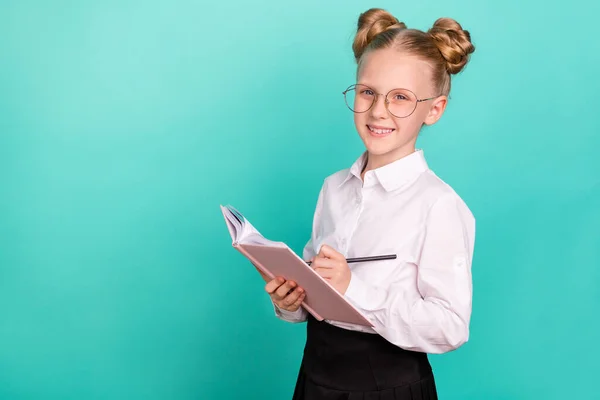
423, 96, 447, 125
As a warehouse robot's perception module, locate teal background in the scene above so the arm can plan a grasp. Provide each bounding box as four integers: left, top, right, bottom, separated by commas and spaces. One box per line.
1, 0, 598, 399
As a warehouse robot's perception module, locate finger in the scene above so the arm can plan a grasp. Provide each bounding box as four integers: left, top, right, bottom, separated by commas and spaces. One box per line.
281, 286, 304, 306
311, 256, 338, 270
317, 245, 328, 258
265, 277, 285, 294
274, 280, 297, 299
291, 291, 306, 308
314, 267, 334, 279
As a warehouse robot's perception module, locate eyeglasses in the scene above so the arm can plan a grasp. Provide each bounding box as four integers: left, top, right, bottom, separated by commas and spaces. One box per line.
342, 84, 439, 118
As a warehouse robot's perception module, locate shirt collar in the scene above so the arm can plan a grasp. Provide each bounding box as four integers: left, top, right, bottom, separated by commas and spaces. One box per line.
339, 149, 429, 192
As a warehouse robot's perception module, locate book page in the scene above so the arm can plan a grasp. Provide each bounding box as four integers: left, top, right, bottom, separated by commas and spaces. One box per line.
222, 205, 286, 248
220, 205, 242, 243
240, 219, 286, 248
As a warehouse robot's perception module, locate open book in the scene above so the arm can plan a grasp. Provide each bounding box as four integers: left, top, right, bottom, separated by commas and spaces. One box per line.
220, 204, 373, 327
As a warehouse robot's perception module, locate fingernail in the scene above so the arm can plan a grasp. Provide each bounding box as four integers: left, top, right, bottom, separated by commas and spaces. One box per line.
298, 289, 304, 293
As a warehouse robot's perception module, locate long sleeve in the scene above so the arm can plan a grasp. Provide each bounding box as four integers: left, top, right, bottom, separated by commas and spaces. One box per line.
343, 193, 476, 354
273, 181, 326, 324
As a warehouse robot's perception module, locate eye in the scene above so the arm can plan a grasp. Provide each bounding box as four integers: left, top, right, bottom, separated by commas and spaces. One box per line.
393, 93, 408, 101
361, 89, 375, 96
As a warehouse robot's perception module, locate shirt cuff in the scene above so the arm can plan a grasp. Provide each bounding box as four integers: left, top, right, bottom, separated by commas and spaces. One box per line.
272, 301, 307, 323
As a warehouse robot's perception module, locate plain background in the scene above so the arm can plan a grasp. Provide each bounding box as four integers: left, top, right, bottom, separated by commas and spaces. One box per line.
1, 0, 599, 399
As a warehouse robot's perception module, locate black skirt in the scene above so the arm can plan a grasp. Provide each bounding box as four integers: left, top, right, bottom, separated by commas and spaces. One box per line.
292, 315, 438, 400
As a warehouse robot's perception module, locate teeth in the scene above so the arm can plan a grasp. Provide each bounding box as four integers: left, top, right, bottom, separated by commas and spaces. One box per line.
368, 125, 394, 134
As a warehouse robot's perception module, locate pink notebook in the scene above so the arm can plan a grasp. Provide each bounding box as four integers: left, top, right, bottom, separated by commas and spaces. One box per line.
220, 204, 373, 327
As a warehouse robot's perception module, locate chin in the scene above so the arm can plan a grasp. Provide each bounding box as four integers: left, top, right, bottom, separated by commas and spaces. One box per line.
361, 138, 416, 162
358, 124, 417, 158
360, 133, 397, 155
364, 143, 392, 155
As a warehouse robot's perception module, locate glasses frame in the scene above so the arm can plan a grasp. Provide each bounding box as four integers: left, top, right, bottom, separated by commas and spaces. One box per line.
342, 83, 439, 118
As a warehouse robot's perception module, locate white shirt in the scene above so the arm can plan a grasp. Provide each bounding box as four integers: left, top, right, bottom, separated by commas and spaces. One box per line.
273, 149, 476, 354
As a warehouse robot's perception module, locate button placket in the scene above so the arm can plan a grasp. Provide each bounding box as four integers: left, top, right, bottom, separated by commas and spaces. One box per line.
343, 186, 366, 254
355, 187, 363, 206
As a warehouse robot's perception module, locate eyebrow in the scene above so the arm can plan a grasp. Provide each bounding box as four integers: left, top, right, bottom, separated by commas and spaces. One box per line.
356, 82, 414, 92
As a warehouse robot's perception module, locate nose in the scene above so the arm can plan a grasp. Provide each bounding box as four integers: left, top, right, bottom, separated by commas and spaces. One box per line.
370, 94, 388, 119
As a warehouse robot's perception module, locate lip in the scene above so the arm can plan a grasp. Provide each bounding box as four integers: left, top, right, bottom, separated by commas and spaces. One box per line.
368, 124, 395, 130
366, 124, 395, 138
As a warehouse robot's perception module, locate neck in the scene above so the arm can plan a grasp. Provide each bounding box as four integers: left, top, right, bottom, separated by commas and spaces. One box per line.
361, 145, 416, 180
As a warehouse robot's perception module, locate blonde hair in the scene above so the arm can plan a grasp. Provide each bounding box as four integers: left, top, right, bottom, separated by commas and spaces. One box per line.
352, 8, 475, 96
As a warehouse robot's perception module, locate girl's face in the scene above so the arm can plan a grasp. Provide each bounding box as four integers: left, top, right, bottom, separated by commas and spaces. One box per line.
353, 47, 447, 168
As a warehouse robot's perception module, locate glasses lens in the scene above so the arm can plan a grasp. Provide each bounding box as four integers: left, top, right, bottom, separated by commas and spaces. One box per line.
387, 89, 417, 118
344, 84, 374, 113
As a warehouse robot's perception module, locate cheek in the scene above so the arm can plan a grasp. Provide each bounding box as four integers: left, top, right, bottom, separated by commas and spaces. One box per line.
393, 114, 424, 136
415, 103, 433, 122
354, 112, 366, 128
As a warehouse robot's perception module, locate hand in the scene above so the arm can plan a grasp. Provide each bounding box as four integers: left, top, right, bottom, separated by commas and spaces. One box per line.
251, 262, 305, 312
310, 244, 351, 294
264, 277, 306, 312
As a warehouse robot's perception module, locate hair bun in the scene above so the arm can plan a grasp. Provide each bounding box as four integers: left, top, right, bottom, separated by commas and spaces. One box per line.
352, 8, 407, 61
428, 18, 475, 74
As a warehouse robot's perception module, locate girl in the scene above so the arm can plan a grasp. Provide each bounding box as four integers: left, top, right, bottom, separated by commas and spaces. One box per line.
263, 7, 476, 400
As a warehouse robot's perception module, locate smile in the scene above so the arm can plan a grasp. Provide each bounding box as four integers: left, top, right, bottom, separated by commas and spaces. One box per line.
367, 125, 395, 136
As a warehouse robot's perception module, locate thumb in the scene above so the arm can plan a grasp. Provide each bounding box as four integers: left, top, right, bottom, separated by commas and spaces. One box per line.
318, 244, 343, 260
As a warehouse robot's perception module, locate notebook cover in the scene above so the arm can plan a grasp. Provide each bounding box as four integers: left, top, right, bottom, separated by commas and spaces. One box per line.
234, 243, 373, 327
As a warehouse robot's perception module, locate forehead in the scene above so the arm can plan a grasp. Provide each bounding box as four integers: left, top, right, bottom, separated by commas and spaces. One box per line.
358, 48, 432, 92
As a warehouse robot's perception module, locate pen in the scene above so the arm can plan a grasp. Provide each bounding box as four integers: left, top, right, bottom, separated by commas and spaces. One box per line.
306, 254, 397, 266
